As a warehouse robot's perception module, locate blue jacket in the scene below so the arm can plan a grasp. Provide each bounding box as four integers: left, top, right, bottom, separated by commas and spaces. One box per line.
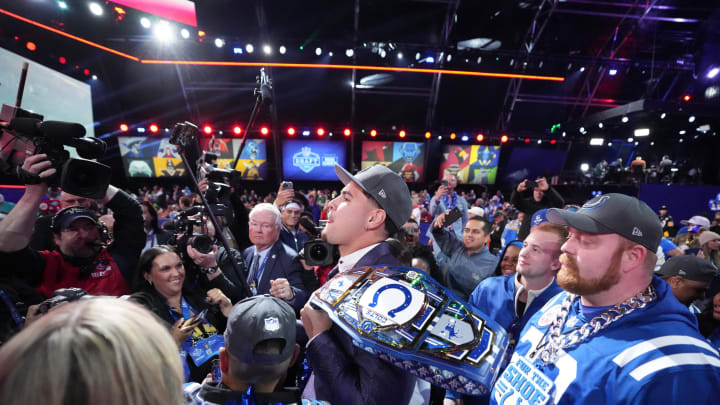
243, 240, 307, 312
432, 227, 498, 301
279, 226, 309, 254
306, 242, 416, 405
490, 277, 720, 404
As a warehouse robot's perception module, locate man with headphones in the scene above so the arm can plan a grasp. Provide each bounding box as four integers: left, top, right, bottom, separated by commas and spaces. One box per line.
0, 153, 145, 297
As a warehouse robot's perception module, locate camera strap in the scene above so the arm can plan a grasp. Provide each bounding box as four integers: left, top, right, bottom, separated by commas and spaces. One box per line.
16, 167, 43, 185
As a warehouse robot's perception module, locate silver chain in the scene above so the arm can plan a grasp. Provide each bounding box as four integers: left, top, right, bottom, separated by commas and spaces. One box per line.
533, 284, 656, 365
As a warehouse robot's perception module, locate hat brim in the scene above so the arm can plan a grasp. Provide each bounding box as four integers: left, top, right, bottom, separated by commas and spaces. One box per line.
546, 208, 615, 234
334, 164, 372, 197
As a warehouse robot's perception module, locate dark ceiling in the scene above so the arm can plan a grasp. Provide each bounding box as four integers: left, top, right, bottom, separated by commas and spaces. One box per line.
1, 0, 719, 145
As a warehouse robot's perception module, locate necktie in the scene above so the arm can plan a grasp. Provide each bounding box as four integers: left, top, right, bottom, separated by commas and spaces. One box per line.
248, 253, 260, 295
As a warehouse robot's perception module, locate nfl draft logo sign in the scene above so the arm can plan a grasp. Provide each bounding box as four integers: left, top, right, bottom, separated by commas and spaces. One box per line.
293, 147, 321, 173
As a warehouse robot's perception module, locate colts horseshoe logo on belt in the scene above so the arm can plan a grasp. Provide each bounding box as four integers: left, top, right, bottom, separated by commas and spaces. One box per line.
368, 283, 413, 318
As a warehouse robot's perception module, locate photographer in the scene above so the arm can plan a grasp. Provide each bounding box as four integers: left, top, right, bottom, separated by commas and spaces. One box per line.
510, 177, 564, 241
0, 153, 144, 297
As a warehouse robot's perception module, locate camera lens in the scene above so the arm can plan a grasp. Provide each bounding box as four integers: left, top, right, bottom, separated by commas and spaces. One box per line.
309, 243, 328, 261
191, 235, 214, 254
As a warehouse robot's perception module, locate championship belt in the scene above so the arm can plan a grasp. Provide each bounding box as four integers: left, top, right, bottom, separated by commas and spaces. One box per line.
310, 265, 509, 395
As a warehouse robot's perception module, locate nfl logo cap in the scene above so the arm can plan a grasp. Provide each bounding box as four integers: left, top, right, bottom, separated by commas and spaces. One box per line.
224, 295, 296, 365
546, 193, 662, 252
334, 163, 412, 229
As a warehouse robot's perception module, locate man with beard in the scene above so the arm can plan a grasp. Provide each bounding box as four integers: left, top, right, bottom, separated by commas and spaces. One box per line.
490, 193, 720, 405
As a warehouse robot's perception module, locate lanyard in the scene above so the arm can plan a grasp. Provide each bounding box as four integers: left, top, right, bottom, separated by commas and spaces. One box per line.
249, 249, 271, 285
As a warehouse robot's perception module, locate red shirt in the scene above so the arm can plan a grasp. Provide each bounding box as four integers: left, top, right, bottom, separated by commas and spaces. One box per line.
38, 249, 130, 297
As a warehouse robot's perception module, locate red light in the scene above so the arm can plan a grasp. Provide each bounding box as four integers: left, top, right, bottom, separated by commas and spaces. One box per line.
550, 139, 557, 145
287, 127, 296, 136
343, 128, 351, 137
683, 94, 691, 102
317, 128, 325, 136
149, 124, 159, 133
119, 124, 129, 132
425, 131, 431, 139
525, 138, 531, 143
260, 126, 269, 135
83, 68, 90, 76
476, 133, 484, 142
398, 130, 406, 138
501, 134, 508, 143
233, 126, 242, 135
450, 132, 456, 140
370, 129, 377, 137
203, 125, 213, 135
58, 56, 66, 64
26, 42, 36, 51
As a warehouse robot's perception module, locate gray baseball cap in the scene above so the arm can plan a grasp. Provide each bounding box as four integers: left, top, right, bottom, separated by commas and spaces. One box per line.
334, 164, 412, 229
224, 295, 296, 365
656, 255, 718, 282
546, 193, 662, 252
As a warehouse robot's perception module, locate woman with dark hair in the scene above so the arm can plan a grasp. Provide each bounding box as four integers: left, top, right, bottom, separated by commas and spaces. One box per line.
493, 241, 522, 276
130, 246, 232, 383
697, 280, 720, 349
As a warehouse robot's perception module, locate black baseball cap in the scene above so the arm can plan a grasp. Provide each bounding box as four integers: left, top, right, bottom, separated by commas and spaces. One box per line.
547, 193, 662, 252
224, 295, 296, 366
334, 164, 412, 229
659, 205, 668, 210
51, 206, 98, 232
656, 255, 718, 282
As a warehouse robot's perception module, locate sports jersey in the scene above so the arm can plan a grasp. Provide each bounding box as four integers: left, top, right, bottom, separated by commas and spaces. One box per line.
490, 276, 720, 405
501, 220, 521, 248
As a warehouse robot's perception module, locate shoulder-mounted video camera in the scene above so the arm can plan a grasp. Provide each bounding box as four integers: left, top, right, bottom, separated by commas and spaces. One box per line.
0, 105, 111, 198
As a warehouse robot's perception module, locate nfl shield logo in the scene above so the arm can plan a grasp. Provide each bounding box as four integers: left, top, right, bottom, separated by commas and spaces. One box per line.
264, 317, 280, 332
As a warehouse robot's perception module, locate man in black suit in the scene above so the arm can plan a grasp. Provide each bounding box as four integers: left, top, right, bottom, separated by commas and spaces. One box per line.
300, 164, 416, 405
243, 203, 307, 312
141, 201, 171, 253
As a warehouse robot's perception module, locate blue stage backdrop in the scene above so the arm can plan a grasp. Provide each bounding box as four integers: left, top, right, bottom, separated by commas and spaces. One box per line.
500, 146, 568, 184
638, 184, 720, 223
282, 140, 346, 181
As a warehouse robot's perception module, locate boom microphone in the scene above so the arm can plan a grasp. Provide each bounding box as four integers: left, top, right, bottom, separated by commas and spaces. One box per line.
7, 117, 86, 139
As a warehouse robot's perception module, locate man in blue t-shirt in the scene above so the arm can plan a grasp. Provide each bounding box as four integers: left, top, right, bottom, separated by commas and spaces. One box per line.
491, 193, 720, 405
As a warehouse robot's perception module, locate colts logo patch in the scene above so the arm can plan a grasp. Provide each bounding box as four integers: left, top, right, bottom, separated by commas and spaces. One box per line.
581, 195, 610, 210
358, 277, 425, 327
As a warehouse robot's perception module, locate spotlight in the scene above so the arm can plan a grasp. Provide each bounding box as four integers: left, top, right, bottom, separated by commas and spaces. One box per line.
198, 31, 206, 37
59, 56, 66, 64
580, 163, 589, 172
88, 2, 103, 16
397, 52, 403, 60
683, 94, 691, 102
537, 140, 542, 144
345, 49, 354, 58
399, 130, 406, 138
302, 130, 310, 136
580, 67, 586, 72
476, 133, 484, 142
598, 122, 603, 128
140, 17, 151, 29
233, 47, 243, 55
83, 69, 90, 76
500, 134, 508, 143
233, 126, 242, 136
328, 52, 333, 57
450, 133, 456, 140
315, 47, 322, 56
370, 129, 377, 137
91, 75, 97, 80
550, 139, 557, 145
153, 21, 174, 42
689, 116, 696, 123
203, 125, 213, 135
461, 135, 468, 142
137, 127, 145, 133
263, 45, 272, 55
424, 131, 431, 139
317, 128, 325, 136
379, 49, 386, 58
215, 38, 225, 48
415, 52, 421, 60
579, 127, 586, 133
634, 128, 650, 137
119, 124, 129, 132
608, 69, 617, 76
608, 142, 612, 146
621, 116, 629, 123
660, 113, 666, 119
679, 130, 686, 135
524, 138, 531, 143
246, 44, 254, 53
287, 127, 296, 136
590, 138, 604, 146
260, 127, 269, 135
149, 124, 159, 133
180, 28, 190, 39
707, 67, 719, 79
627, 137, 634, 142
57, 1, 68, 10
279, 46, 286, 54
344, 128, 351, 137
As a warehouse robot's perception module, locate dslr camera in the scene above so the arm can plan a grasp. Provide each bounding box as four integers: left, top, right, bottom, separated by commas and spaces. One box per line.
166, 206, 215, 256
0, 105, 111, 198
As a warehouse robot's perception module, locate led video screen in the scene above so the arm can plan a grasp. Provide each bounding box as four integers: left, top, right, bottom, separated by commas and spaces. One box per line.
281, 140, 346, 181
198, 137, 268, 180
118, 136, 188, 178
437, 145, 501, 185
361, 141, 426, 183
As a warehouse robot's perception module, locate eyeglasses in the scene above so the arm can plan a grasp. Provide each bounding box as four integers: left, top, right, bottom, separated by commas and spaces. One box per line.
249, 221, 275, 231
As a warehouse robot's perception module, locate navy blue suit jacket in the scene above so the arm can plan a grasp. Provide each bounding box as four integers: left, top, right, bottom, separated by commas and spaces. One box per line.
307, 242, 416, 405
243, 240, 307, 312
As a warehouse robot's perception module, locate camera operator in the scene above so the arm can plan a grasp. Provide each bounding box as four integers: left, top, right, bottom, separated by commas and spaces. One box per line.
28, 190, 95, 252
300, 164, 416, 405
171, 210, 248, 304
510, 177, 564, 241
0, 153, 145, 297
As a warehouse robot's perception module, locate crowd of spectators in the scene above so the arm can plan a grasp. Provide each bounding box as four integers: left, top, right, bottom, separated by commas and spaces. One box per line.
0, 153, 719, 404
